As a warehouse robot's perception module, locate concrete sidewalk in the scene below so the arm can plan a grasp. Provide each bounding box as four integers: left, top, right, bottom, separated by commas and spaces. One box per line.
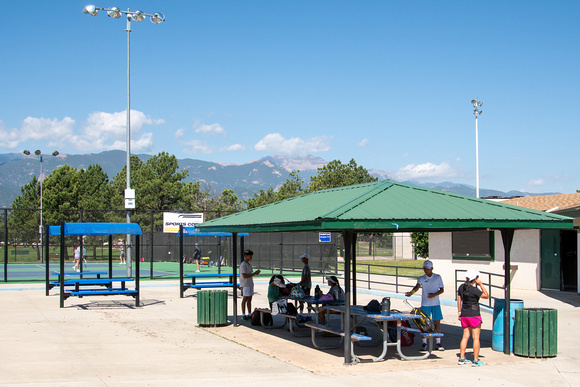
0, 279, 578, 386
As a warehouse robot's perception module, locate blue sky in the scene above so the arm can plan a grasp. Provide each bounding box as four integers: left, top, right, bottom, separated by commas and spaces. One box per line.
1, 1, 578, 193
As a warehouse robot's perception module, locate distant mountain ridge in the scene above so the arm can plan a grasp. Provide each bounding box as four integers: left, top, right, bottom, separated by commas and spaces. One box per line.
0, 150, 559, 208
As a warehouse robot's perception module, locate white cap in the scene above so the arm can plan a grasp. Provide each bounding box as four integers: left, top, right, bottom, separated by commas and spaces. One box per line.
423, 260, 433, 269
466, 269, 480, 281
273, 277, 285, 288
300, 253, 309, 259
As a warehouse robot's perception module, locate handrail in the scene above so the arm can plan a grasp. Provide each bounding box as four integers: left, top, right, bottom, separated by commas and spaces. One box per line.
454, 269, 505, 309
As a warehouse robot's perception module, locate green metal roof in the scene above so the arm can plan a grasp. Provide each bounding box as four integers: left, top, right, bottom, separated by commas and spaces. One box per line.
196, 180, 574, 233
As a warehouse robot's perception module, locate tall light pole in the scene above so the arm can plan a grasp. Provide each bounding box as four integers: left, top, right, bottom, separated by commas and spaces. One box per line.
83, 5, 164, 276
471, 99, 483, 198
23, 150, 59, 263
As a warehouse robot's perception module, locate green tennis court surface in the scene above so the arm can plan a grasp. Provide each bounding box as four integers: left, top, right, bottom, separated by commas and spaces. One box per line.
0, 262, 301, 282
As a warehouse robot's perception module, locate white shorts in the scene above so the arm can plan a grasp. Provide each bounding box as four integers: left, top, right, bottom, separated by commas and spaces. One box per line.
242, 286, 254, 297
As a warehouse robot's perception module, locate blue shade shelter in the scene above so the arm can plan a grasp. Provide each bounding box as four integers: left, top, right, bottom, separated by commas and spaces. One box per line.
178, 227, 249, 306
47, 222, 143, 308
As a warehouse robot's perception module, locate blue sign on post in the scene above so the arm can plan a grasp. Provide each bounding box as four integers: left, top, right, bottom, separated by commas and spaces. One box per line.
319, 232, 331, 243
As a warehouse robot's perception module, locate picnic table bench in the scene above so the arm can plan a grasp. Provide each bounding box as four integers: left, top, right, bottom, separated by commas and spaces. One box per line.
181, 273, 239, 294
254, 308, 311, 337
61, 278, 138, 303
304, 321, 372, 361
399, 326, 444, 360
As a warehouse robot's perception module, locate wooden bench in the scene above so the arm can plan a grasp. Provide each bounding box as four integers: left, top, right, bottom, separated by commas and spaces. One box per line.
254, 308, 311, 336
399, 326, 444, 360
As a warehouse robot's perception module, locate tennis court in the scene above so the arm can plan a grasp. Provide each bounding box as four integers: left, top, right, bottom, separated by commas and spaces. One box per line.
0, 261, 302, 282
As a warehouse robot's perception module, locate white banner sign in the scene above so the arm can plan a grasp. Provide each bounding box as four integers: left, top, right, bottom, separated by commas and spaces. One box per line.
163, 212, 204, 233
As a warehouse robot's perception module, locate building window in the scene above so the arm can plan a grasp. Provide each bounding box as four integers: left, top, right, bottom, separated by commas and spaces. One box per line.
452, 230, 494, 261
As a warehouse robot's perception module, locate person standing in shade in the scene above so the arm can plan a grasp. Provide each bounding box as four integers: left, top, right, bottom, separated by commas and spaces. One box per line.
240, 249, 260, 321
298, 253, 312, 313
405, 260, 445, 351
193, 243, 202, 273
116, 239, 126, 265
457, 269, 489, 366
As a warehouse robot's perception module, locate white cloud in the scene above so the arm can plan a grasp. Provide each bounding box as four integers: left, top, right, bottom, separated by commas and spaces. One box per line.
395, 161, 458, 180
221, 144, 246, 151
528, 178, 545, 187
194, 122, 225, 135
254, 133, 332, 157
357, 138, 369, 147
71, 110, 161, 152
0, 117, 76, 149
184, 140, 214, 154
0, 120, 22, 149
175, 128, 185, 139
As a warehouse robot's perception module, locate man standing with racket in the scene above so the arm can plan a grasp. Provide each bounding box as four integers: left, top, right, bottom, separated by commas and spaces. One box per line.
405, 260, 445, 351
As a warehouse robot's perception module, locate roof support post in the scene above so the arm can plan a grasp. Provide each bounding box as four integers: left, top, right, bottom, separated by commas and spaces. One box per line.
179, 225, 184, 298
501, 229, 514, 355
233, 232, 238, 326
59, 221, 65, 308
343, 230, 354, 364
352, 232, 357, 306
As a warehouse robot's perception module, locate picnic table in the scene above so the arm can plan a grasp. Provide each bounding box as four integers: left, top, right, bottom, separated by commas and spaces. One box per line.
325, 305, 443, 362
281, 295, 344, 323
61, 277, 137, 301
48, 271, 109, 293
181, 273, 240, 296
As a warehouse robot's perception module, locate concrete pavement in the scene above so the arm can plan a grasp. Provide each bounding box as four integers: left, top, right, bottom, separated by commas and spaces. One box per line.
0, 278, 578, 386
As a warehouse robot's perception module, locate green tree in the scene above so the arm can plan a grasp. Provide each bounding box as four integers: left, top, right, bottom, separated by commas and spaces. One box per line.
246, 171, 305, 209
411, 232, 429, 258
306, 159, 377, 192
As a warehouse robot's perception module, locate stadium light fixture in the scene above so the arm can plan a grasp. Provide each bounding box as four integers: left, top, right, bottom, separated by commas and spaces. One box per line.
471, 99, 483, 198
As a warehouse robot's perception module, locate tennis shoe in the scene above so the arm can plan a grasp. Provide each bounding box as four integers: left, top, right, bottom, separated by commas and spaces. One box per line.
472, 360, 484, 367
420, 343, 428, 351
457, 358, 472, 365
436, 343, 445, 351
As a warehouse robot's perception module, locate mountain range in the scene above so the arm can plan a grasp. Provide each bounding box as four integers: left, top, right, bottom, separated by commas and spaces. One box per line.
0, 150, 559, 208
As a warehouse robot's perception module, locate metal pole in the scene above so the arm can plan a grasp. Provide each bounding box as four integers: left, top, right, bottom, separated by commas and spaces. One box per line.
126, 13, 132, 278
475, 114, 480, 198
39, 155, 43, 263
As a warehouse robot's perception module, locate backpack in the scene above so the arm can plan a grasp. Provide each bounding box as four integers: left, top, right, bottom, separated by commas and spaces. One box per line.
404, 299, 436, 333
251, 309, 272, 326
272, 300, 288, 315
286, 302, 298, 316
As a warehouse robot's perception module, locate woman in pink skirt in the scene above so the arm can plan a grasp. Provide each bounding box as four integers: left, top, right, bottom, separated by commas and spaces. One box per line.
457, 269, 489, 366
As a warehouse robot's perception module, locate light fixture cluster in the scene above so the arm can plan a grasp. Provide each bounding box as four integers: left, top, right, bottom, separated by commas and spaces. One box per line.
83, 5, 165, 24
471, 99, 483, 116
23, 150, 59, 157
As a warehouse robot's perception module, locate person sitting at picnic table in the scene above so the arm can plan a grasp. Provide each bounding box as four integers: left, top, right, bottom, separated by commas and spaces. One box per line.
267, 275, 286, 308
318, 276, 345, 324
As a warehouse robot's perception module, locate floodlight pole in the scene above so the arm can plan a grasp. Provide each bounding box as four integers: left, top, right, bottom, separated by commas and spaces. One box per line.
83, 5, 164, 277
471, 99, 483, 198
23, 150, 59, 263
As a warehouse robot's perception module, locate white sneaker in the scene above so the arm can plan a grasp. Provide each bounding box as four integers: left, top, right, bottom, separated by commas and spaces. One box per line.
196, 270, 201, 273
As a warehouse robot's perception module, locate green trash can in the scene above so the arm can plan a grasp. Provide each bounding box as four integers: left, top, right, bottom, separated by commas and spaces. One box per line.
197, 290, 228, 326
514, 308, 557, 358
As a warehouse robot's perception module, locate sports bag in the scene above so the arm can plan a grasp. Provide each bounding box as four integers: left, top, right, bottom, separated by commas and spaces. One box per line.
404, 299, 436, 333
387, 309, 414, 346
272, 300, 288, 315
290, 284, 306, 299
251, 309, 273, 326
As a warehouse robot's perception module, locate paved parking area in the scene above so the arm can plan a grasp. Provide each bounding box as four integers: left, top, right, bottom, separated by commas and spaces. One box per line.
0, 279, 578, 386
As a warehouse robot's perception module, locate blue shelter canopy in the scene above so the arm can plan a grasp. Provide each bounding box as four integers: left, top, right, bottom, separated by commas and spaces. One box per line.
49, 222, 142, 236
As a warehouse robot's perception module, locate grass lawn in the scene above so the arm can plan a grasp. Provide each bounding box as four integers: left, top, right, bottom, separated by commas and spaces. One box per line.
339, 259, 425, 278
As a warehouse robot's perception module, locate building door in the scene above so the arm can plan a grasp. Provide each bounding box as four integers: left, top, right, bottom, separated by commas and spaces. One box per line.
560, 230, 578, 292
541, 230, 560, 290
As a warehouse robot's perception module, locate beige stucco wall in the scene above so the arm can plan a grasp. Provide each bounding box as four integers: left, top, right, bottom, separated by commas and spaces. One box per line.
428, 230, 541, 291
